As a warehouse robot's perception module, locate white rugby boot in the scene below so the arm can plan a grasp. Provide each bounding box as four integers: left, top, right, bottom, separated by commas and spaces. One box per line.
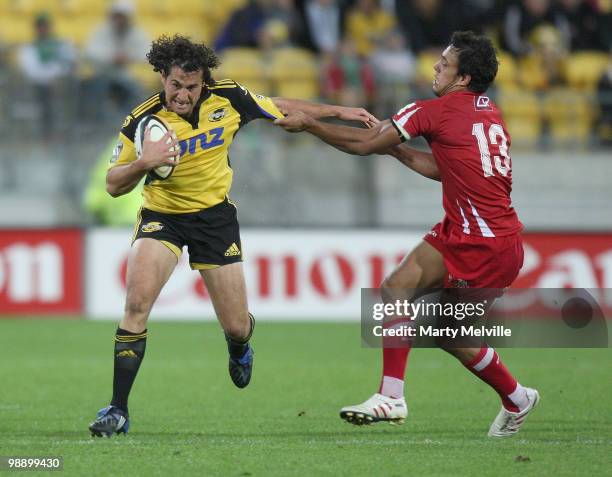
488, 387, 540, 438
340, 393, 408, 425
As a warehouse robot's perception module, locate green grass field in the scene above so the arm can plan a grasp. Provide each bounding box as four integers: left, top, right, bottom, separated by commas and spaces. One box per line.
0, 320, 610, 476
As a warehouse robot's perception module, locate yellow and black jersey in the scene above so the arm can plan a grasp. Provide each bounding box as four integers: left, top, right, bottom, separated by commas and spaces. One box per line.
110, 79, 284, 213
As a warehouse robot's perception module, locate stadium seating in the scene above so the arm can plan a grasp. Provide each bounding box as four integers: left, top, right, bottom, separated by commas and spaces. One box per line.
0, 0, 223, 46
543, 87, 593, 146
564, 51, 609, 92
135, 0, 238, 18
215, 47, 320, 99
0, 1, 104, 45
495, 52, 518, 90
517, 54, 554, 91
201, 0, 246, 19
497, 90, 542, 147
128, 62, 160, 92
216, 48, 270, 95
0, 15, 34, 44
54, 16, 100, 47
0, 0, 46, 15
0, 0, 108, 16
416, 51, 438, 84
54, 0, 108, 17
140, 16, 211, 44
0, 0, 608, 148
268, 47, 319, 100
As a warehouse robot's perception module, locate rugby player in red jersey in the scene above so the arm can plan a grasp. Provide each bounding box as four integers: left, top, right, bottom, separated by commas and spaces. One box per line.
275, 31, 539, 437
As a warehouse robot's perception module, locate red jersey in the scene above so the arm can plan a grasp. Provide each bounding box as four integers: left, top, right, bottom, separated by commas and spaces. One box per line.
392, 90, 522, 237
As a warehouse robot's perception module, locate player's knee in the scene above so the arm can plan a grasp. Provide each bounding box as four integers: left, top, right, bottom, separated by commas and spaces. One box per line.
222, 319, 251, 341
124, 295, 153, 321
381, 275, 398, 292
381, 273, 418, 294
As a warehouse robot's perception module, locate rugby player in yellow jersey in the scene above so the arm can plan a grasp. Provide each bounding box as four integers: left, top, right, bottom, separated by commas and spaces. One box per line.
89, 34, 376, 437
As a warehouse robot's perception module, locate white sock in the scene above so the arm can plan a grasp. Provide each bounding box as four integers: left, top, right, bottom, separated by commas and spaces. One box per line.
380, 376, 404, 399
507, 383, 529, 411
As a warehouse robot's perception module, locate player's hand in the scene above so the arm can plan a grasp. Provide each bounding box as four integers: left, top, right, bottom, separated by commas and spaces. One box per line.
335, 106, 379, 128
274, 111, 312, 132
140, 128, 180, 170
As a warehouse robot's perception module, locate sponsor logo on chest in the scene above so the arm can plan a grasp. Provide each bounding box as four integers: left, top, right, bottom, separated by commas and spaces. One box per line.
178, 127, 226, 156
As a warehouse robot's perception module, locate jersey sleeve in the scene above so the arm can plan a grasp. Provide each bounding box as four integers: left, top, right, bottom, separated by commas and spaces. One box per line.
109, 93, 163, 170
211, 80, 284, 125
391, 99, 438, 141
108, 114, 138, 170
246, 89, 284, 121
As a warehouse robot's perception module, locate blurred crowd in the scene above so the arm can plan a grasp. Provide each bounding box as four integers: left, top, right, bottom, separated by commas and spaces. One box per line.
0, 0, 610, 146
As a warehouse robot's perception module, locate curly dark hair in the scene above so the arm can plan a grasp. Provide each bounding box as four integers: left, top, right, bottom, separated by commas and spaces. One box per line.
146, 34, 221, 86
450, 31, 498, 93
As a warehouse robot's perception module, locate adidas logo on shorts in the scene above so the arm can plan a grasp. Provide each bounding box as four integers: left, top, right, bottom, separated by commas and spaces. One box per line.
224, 242, 241, 257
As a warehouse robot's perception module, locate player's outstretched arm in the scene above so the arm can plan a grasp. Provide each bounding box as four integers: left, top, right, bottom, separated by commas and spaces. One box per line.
274, 111, 400, 156
382, 144, 441, 181
272, 97, 377, 128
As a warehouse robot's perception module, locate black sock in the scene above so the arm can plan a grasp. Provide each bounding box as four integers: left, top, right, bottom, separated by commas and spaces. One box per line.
110, 327, 147, 414
226, 314, 255, 359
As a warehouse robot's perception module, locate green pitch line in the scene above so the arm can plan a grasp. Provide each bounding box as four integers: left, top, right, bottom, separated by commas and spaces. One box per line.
0, 320, 610, 477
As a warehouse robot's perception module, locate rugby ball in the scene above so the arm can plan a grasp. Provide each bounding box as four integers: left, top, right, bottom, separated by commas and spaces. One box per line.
134, 114, 180, 180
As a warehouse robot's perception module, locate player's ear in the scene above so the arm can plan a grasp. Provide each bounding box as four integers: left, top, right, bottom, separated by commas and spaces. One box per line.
458, 74, 471, 88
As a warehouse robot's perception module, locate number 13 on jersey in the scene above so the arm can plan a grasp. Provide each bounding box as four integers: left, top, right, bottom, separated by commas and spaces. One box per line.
472, 122, 511, 177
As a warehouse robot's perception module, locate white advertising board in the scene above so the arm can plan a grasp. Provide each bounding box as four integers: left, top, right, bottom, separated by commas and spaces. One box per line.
87, 229, 612, 320
86, 229, 421, 320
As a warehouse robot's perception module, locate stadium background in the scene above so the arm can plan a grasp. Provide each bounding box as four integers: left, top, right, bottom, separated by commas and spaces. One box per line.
0, 1, 610, 476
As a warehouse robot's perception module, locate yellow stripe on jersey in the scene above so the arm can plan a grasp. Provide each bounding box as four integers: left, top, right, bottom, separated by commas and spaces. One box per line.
133, 94, 161, 117
209, 81, 283, 120
211, 79, 235, 87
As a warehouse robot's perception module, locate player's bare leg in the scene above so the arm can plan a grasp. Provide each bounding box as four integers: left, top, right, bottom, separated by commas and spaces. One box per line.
378, 241, 446, 396
201, 263, 254, 388
90, 238, 178, 437
383, 241, 447, 296
340, 241, 446, 425
121, 238, 178, 332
